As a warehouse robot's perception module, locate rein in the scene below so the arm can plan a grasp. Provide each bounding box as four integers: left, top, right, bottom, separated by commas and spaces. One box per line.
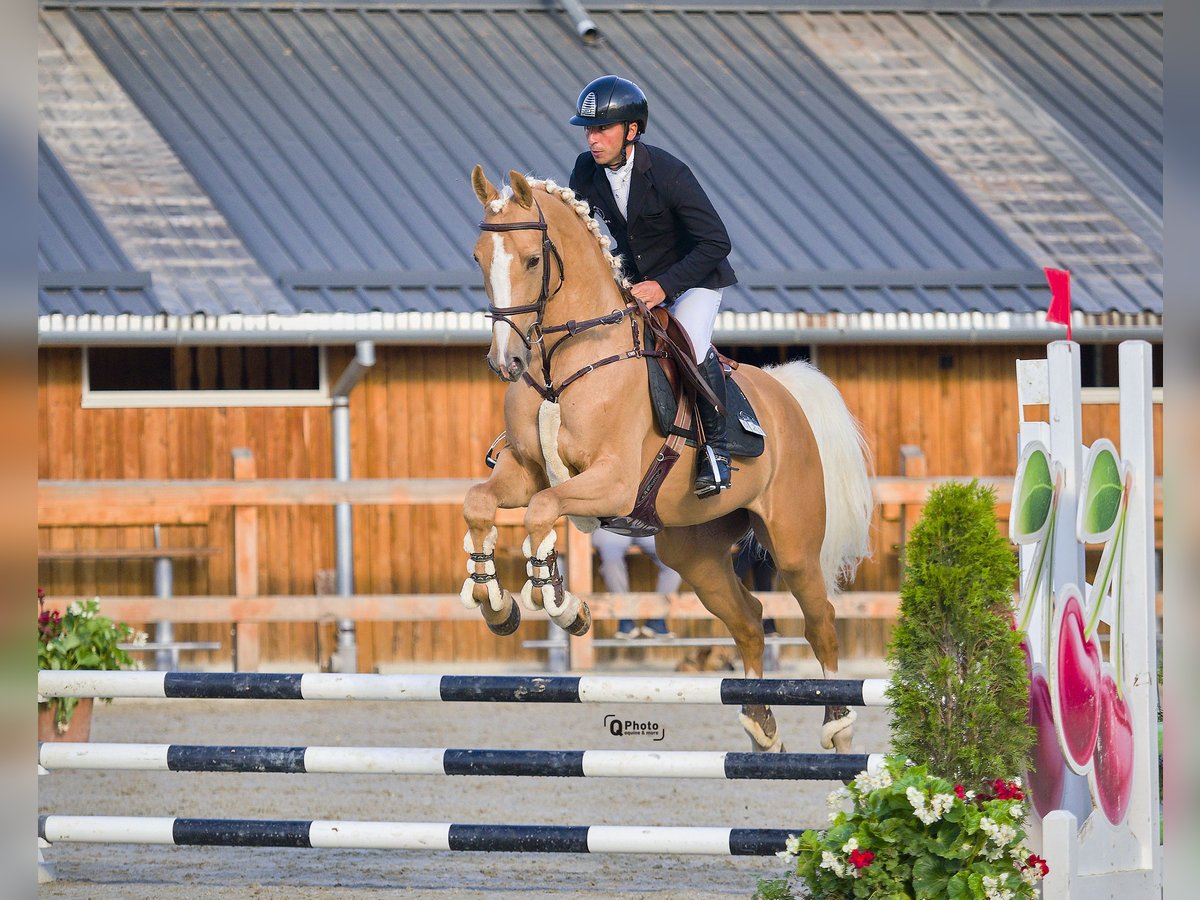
479, 200, 665, 402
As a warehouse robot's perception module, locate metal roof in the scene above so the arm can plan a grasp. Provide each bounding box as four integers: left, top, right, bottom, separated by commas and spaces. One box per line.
38, 2, 1161, 342
56, 3, 1048, 321
946, 11, 1162, 220
784, 9, 1161, 319
38, 135, 162, 315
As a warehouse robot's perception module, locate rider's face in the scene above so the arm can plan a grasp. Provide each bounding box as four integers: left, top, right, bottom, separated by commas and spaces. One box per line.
584, 122, 637, 168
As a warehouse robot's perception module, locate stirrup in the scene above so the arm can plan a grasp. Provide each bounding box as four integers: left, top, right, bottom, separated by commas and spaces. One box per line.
694, 444, 731, 498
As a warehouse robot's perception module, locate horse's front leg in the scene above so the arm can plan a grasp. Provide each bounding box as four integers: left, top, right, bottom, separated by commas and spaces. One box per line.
462, 451, 544, 636
521, 460, 635, 635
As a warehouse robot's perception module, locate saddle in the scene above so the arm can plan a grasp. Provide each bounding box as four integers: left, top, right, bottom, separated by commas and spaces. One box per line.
643, 307, 765, 458
596, 305, 765, 538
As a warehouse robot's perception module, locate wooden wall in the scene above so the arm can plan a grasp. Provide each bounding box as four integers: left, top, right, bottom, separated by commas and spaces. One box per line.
37, 343, 1164, 668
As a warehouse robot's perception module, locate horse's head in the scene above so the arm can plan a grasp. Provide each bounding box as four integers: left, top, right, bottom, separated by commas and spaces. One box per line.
471, 166, 560, 382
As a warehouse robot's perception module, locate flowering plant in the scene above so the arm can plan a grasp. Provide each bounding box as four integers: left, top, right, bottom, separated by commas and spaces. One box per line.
38, 590, 144, 731
763, 755, 1047, 900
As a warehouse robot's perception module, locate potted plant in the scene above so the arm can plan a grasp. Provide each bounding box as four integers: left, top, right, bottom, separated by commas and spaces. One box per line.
759, 756, 1048, 899
37, 589, 144, 740
756, 482, 1042, 899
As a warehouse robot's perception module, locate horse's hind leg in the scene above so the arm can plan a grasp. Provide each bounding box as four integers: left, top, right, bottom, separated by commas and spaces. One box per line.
750, 514, 856, 753
655, 517, 785, 753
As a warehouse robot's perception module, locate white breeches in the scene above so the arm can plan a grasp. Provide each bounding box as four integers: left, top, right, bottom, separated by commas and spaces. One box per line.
591, 528, 683, 595
670, 287, 723, 363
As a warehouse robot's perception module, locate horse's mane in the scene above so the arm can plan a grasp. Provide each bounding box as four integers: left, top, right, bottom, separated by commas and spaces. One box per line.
487, 179, 630, 288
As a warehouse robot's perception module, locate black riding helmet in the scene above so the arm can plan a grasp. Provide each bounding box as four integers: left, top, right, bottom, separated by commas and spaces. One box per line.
569, 75, 649, 137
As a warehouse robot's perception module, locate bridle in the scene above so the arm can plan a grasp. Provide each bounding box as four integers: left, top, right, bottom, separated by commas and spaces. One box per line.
479, 198, 659, 402
478, 199, 565, 354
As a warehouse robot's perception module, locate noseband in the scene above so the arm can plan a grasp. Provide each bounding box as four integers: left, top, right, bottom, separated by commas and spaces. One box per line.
478, 199, 565, 351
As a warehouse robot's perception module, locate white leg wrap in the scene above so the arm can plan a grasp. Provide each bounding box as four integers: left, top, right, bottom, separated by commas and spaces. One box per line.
461, 527, 505, 612
820, 708, 857, 750
520, 531, 559, 614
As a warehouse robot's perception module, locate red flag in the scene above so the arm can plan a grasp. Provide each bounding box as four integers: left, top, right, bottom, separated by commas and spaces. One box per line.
1043, 267, 1072, 341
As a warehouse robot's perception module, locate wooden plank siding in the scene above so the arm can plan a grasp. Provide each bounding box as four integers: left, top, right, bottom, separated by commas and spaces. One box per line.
37, 344, 1164, 669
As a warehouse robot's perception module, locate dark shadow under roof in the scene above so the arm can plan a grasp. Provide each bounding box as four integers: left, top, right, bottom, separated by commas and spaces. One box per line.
38, 134, 161, 315
947, 11, 1162, 219
55, 3, 1153, 321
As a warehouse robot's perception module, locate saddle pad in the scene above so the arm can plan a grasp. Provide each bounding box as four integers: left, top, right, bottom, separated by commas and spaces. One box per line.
647, 354, 765, 459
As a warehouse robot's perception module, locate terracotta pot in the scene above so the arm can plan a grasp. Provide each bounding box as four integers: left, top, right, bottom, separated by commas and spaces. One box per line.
38, 697, 94, 742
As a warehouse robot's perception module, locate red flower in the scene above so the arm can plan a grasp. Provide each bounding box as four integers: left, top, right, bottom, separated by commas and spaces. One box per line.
848, 848, 875, 870
954, 784, 965, 800
1023, 853, 1050, 877
992, 778, 1025, 801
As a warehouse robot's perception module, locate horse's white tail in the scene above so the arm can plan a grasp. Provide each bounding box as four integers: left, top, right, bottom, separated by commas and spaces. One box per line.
764, 360, 874, 596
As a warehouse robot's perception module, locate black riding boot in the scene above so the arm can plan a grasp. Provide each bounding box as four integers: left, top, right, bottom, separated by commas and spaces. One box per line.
695, 349, 732, 498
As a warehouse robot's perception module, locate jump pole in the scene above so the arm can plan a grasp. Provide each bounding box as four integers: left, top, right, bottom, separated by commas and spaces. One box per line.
38, 816, 802, 856
39, 742, 884, 781
37, 671, 891, 707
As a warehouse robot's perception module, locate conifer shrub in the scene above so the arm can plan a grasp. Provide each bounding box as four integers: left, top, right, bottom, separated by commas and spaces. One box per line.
886, 480, 1034, 789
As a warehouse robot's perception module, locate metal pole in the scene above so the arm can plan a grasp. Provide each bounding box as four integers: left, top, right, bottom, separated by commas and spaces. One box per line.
559, 0, 600, 44
329, 342, 375, 674
152, 525, 175, 672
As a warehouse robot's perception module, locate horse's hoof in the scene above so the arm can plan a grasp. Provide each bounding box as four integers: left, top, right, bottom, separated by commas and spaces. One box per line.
486, 601, 521, 636
564, 601, 592, 636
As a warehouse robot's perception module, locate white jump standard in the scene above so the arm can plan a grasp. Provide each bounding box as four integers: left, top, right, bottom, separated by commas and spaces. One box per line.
37, 670, 891, 706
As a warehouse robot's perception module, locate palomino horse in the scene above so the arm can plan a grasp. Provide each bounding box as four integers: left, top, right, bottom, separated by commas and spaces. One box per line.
462, 167, 874, 753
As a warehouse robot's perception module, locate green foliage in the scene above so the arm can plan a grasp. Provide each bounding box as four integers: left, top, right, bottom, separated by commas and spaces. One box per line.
38, 595, 140, 730
752, 876, 797, 900
886, 481, 1034, 790
772, 756, 1046, 900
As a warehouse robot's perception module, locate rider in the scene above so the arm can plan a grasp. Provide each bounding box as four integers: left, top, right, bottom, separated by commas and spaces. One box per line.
567, 75, 738, 498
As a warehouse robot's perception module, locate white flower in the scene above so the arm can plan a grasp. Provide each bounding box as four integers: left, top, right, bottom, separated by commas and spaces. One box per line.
931, 793, 956, 817
68, 601, 83, 616
826, 786, 851, 809
841, 837, 858, 853
980, 816, 1016, 848
906, 786, 941, 824
819, 850, 849, 877
133, 631, 150, 646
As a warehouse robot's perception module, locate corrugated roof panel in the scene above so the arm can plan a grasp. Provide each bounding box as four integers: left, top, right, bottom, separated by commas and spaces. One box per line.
788, 10, 1160, 317
38, 135, 163, 315
948, 12, 1162, 217
67, 4, 1055, 319
39, 136, 137, 278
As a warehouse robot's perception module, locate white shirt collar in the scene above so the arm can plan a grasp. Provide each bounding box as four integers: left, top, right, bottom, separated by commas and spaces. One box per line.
603, 145, 635, 220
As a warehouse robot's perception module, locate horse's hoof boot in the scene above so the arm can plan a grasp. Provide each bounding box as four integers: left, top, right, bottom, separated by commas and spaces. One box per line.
566, 601, 592, 636
487, 602, 521, 636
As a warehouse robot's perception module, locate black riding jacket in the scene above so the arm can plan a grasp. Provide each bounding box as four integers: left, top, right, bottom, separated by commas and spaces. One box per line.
569, 143, 737, 304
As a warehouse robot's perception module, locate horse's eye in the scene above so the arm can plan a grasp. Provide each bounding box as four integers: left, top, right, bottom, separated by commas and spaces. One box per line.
526, 257, 540, 270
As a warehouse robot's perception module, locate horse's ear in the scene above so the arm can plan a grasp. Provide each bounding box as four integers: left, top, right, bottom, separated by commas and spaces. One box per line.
509, 171, 534, 209
472, 165, 499, 206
